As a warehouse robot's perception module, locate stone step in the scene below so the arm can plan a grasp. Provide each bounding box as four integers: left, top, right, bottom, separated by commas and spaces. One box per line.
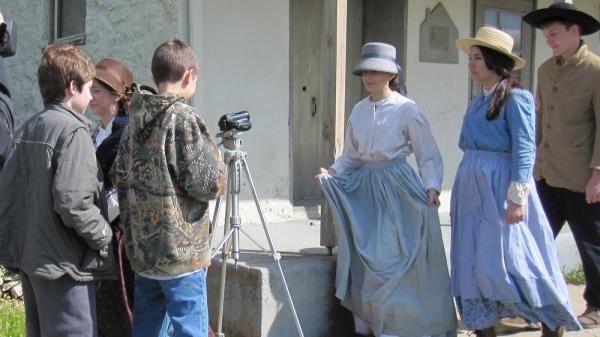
206, 216, 581, 337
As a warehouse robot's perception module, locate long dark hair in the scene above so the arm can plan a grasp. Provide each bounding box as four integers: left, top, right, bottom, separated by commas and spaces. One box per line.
479, 46, 521, 120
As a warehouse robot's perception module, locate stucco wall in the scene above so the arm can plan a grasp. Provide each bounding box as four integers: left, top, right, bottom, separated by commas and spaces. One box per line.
405, 0, 472, 212
1, 0, 294, 224
190, 0, 294, 224
0, 0, 187, 125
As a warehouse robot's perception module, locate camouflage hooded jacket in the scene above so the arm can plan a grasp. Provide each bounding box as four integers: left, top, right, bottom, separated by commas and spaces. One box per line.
112, 88, 225, 276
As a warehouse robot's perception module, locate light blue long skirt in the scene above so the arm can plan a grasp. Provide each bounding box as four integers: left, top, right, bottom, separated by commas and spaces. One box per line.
450, 150, 580, 331
319, 158, 457, 337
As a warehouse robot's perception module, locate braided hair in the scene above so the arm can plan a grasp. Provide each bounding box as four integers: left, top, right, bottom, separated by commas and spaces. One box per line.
479, 46, 521, 120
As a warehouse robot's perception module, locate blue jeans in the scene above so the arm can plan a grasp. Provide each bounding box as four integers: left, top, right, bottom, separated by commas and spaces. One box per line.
132, 270, 208, 337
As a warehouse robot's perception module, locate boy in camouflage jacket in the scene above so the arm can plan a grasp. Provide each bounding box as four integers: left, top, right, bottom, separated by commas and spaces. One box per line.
112, 39, 225, 337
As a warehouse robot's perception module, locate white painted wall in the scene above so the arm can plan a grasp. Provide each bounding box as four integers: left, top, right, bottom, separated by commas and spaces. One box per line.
190, 0, 294, 224
405, 0, 472, 212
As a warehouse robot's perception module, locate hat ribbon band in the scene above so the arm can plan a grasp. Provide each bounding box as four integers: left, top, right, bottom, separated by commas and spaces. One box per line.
361, 52, 397, 63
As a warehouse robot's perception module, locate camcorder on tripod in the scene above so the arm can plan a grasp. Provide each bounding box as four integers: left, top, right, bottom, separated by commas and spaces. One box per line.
211, 111, 305, 337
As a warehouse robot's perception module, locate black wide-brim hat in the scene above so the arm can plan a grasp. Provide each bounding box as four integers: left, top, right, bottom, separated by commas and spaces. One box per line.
523, 2, 600, 35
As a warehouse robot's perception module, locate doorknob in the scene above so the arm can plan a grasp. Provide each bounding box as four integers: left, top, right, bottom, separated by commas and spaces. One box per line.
311, 97, 317, 117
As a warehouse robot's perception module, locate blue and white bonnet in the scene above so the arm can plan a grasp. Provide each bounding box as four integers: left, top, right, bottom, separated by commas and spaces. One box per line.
352, 42, 401, 76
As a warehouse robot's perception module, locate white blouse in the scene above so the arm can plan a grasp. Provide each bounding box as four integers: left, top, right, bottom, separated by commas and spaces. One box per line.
95, 117, 114, 149
330, 91, 443, 192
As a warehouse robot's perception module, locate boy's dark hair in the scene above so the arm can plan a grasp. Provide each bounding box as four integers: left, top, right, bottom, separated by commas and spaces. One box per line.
37, 44, 95, 104
540, 19, 579, 34
151, 39, 198, 86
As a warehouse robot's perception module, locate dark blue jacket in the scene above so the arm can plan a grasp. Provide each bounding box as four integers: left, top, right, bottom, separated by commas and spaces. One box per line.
0, 56, 13, 170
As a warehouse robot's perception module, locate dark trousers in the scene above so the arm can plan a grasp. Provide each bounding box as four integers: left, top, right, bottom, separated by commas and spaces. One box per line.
536, 179, 600, 307
20, 272, 97, 337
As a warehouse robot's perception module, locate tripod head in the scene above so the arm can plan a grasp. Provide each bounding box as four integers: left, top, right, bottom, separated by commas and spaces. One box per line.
216, 129, 244, 151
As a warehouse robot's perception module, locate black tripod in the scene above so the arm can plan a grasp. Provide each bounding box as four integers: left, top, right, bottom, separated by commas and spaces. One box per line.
210, 129, 305, 337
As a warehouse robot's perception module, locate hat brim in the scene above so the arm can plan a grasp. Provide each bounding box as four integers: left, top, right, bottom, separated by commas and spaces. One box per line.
523, 8, 600, 35
353, 58, 398, 76
456, 38, 526, 70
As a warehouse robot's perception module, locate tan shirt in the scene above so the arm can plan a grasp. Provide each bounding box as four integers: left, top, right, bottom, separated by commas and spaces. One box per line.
534, 44, 600, 192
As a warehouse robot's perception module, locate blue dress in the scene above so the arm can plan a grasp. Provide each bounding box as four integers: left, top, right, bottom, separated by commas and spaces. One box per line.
320, 93, 457, 337
450, 88, 580, 331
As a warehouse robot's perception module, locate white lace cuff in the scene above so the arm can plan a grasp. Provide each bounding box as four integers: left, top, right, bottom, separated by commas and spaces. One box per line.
507, 181, 530, 206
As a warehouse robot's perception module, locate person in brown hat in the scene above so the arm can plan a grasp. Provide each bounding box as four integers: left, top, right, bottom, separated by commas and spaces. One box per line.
89, 58, 135, 337
523, 3, 600, 330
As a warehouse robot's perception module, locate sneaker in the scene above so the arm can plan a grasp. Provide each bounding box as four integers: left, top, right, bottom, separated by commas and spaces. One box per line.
578, 306, 600, 329
496, 316, 540, 333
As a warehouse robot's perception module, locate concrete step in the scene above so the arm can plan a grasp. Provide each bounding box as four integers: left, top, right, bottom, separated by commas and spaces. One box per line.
206, 215, 582, 337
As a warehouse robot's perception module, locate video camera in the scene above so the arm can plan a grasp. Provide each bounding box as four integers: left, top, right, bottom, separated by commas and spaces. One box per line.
0, 15, 16, 57
218, 110, 252, 133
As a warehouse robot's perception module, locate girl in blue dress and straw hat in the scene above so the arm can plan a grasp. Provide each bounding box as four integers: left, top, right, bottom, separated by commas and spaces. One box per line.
318, 42, 457, 337
451, 26, 581, 337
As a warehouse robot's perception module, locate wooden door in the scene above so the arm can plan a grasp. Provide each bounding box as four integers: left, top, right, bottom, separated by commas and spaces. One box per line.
291, 0, 324, 204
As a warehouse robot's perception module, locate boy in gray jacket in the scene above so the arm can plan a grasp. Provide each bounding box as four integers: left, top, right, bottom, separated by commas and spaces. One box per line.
0, 44, 114, 337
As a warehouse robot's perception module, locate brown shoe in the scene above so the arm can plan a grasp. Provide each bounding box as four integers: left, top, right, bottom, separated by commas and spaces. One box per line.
496, 316, 540, 333
541, 323, 564, 337
474, 326, 496, 337
578, 306, 600, 329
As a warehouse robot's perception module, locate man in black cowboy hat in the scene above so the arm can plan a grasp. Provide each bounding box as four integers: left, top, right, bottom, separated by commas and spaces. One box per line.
523, 2, 600, 330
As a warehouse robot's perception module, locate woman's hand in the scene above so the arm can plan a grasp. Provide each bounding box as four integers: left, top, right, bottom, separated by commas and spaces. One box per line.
504, 202, 525, 224
427, 188, 440, 208
315, 167, 335, 181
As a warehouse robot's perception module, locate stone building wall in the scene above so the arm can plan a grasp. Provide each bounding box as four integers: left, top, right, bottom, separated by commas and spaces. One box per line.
0, 0, 187, 125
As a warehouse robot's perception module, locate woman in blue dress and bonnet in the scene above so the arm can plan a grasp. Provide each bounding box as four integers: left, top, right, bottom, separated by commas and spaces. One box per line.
451, 26, 580, 337
319, 42, 457, 337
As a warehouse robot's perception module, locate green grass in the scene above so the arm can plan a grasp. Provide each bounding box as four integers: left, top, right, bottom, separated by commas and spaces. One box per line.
0, 299, 25, 337
564, 266, 586, 285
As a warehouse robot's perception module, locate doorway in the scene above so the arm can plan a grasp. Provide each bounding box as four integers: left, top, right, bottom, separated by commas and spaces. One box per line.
290, 0, 407, 204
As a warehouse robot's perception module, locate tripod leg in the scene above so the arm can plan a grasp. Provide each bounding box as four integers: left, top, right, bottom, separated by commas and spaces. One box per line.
216, 163, 235, 337
240, 157, 305, 337
210, 195, 222, 251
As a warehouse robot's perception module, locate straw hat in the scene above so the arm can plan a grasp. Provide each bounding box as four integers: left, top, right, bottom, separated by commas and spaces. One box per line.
523, 3, 600, 36
456, 26, 526, 70
352, 42, 400, 76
